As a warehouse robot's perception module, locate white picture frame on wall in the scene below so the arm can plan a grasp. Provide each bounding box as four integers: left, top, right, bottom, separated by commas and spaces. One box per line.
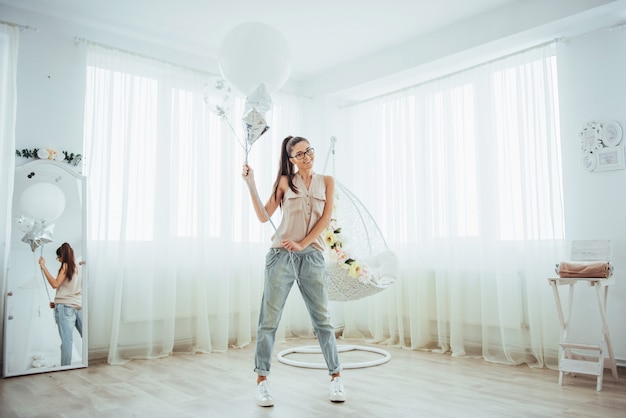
581, 153, 597, 172
579, 122, 603, 152
594, 145, 625, 172
602, 121, 622, 147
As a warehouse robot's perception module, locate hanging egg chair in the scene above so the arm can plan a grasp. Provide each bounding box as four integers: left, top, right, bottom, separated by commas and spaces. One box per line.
326, 181, 398, 301
277, 136, 398, 369
322, 136, 398, 301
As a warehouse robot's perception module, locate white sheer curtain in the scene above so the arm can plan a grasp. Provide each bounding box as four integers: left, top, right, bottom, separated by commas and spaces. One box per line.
82, 44, 310, 364
338, 44, 565, 368
0, 22, 19, 364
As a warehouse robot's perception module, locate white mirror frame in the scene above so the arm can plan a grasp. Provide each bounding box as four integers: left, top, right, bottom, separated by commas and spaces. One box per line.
3, 160, 88, 377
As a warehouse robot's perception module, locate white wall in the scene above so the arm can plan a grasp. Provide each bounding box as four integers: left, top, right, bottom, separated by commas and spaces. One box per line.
12, 24, 86, 160
3, 3, 625, 361
556, 27, 626, 360
4, 5, 221, 160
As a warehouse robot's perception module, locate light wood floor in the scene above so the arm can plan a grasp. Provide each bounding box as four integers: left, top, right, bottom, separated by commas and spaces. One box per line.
1, 338, 624, 417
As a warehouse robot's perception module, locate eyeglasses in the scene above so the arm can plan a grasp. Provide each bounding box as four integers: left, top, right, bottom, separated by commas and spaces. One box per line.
291, 147, 315, 160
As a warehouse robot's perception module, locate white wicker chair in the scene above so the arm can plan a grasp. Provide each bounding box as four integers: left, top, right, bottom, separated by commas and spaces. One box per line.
326, 181, 398, 301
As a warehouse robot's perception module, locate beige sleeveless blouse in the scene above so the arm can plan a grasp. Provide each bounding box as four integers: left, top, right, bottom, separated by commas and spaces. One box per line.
54, 265, 82, 309
271, 173, 327, 251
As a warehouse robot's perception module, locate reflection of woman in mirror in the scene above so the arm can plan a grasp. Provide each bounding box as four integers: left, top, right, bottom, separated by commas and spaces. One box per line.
38, 242, 83, 366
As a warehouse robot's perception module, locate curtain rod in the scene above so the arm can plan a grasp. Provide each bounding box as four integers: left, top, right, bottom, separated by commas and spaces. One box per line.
73, 36, 216, 77
341, 19, 626, 109
339, 37, 562, 109
72, 36, 309, 99
0, 20, 39, 32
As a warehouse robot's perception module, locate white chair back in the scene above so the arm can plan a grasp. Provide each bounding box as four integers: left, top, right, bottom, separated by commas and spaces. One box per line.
570, 240, 613, 262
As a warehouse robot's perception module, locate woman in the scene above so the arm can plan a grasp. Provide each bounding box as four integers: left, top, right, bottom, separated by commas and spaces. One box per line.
39, 242, 82, 366
242, 136, 345, 407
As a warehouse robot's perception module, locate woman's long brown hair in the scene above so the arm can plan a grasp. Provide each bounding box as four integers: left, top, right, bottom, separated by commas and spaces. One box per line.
56, 242, 76, 281
271, 136, 308, 206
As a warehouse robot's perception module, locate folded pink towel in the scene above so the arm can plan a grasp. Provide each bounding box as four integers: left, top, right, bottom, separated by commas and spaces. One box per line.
556, 261, 612, 278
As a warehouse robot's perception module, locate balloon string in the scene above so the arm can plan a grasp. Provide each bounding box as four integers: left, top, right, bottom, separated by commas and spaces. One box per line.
245, 175, 280, 239
232, 108, 299, 281
223, 116, 246, 154
244, 173, 300, 282
36, 248, 52, 302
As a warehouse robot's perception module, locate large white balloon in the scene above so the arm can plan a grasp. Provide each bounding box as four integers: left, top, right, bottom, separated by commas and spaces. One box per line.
20, 182, 66, 223
218, 22, 291, 96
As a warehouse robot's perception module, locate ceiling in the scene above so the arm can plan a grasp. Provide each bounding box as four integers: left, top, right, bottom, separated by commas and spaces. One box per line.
1, 0, 625, 96
1, 0, 520, 80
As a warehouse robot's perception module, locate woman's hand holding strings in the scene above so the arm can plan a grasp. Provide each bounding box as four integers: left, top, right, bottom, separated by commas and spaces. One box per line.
281, 239, 303, 252
242, 164, 254, 181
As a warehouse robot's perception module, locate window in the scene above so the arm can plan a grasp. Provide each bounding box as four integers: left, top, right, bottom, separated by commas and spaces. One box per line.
83, 46, 304, 243
348, 48, 563, 244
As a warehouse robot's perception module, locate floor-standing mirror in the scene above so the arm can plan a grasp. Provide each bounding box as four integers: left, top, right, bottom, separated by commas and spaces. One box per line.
3, 159, 87, 377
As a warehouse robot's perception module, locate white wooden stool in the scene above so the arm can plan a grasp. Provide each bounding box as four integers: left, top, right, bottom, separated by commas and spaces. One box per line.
547, 240, 619, 391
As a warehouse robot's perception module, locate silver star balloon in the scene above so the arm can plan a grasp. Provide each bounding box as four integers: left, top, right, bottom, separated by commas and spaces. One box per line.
242, 107, 270, 146
244, 83, 273, 116
21, 222, 54, 252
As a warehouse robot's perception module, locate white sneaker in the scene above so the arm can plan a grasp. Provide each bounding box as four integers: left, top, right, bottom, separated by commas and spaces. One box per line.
330, 377, 346, 402
255, 380, 274, 407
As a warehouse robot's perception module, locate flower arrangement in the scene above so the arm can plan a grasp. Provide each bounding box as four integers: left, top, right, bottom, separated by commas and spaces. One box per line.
16, 147, 82, 166
324, 217, 373, 284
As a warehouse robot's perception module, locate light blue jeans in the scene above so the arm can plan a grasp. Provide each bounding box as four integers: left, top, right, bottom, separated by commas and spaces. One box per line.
254, 246, 341, 376
54, 303, 83, 366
